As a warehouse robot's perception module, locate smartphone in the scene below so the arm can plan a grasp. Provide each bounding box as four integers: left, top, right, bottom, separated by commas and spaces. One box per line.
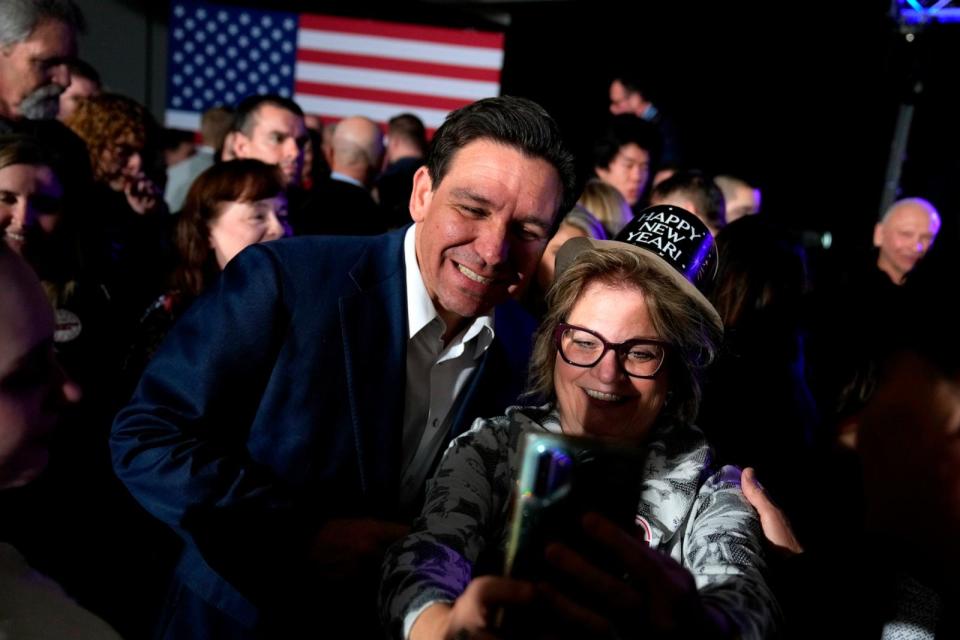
502, 431, 646, 582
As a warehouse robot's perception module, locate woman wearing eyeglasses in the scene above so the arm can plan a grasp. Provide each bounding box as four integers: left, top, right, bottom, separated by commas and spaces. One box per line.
380, 206, 778, 640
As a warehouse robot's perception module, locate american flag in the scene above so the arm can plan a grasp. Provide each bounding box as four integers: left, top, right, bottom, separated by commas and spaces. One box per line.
165, 1, 505, 131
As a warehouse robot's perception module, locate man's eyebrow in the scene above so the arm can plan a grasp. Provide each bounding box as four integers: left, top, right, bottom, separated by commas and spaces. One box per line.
449, 188, 496, 208
516, 216, 550, 231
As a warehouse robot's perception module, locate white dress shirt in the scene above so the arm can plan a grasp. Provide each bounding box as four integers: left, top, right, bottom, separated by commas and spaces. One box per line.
398, 225, 494, 509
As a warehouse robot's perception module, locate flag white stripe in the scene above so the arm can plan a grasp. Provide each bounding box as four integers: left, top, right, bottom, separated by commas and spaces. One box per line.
294, 94, 452, 129
166, 109, 202, 130
298, 29, 504, 69
294, 62, 498, 101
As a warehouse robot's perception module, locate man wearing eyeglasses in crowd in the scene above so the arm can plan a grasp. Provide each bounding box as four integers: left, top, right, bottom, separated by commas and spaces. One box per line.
111, 95, 577, 638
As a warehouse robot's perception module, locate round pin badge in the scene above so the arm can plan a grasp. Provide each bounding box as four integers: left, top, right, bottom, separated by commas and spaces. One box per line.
54, 309, 82, 343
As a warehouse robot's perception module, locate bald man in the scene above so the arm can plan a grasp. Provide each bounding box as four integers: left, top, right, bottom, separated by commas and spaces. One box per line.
293, 116, 386, 236
874, 198, 941, 285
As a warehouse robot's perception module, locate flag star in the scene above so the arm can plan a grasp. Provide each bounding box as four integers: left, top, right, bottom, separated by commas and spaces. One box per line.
204, 90, 214, 100
215, 57, 226, 68
173, 52, 184, 63
225, 92, 236, 102
216, 34, 227, 45
269, 74, 279, 86
195, 54, 205, 65
260, 39, 270, 50
270, 52, 281, 64
251, 26, 261, 38
206, 44, 216, 55
193, 77, 204, 88
184, 64, 194, 74
280, 64, 291, 75
174, 5, 185, 18
226, 46, 237, 58
183, 87, 193, 97
172, 74, 183, 85
250, 72, 260, 82
173, 28, 185, 40
281, 42, 292, 53
258, 84, 268, 93
206, 22, 216, 33
205, 68, 215, 78
259, 62, 269, 73
193, 99, 203, 109
184, 42, 194, 52
279, 87, 290, 97
227, 24, 238, 35
237, 60, 247, 70
237, 82, 247, 92
172, 96, 183, 107
262, 15, 272, 26
218, 10, 228, 22
283, 18, 295, 30
250, 50, 260, 61
215, 79, 225, 90
196, 8, 207, 19
272, 28, 282, 40
226, 69, 237, 80
239, 13, 250, 25
185, 18, 195, 29
238, 36, 249, 47
195, 31, 206, 42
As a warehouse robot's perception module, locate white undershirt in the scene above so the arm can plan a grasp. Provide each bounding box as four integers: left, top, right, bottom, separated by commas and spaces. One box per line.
398, 225, 494, 510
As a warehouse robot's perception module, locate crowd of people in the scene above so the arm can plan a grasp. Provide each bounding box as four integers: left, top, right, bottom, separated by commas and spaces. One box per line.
1, 1, 957, 638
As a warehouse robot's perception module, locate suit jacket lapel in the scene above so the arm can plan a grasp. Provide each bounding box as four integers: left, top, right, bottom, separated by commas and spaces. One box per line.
339, 232, 407, 515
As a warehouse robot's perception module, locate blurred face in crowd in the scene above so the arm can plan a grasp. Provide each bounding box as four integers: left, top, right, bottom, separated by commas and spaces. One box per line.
0, 19, 76, 120
595, 143, 650, 206
99, 133, 145, 192
608, 80, 647, 117
873, 200, 941, 284
410, 138, 561, 338
0, 248, 80, 489
57, 74, 99, 123
0, 162, 64, 255
232, 104, 307, 187
724, 183, 761, 223
554, 281, 669, 442
208, 192, 289, 269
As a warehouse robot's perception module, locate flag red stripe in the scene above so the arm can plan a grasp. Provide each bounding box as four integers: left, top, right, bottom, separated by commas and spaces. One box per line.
298, 14, 504, 49
295, 81, 472, 111
295, 50, 500, 82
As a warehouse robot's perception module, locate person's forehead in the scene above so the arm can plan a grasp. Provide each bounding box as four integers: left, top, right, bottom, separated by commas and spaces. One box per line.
617, 143, 649, 162
889, 205, 936, 229
253, 104, 305, 132
27, 18, 76, 57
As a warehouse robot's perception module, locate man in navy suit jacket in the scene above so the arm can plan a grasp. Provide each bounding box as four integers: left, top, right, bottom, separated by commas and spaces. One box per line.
111, 96, 577, 638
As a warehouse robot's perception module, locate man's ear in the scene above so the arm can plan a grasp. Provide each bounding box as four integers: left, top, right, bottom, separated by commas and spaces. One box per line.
873, 223, 883, 248
409, 165, 433, 223
232, 132, 250, 159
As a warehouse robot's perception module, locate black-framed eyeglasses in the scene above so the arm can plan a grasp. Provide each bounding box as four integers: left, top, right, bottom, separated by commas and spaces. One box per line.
553, 322, 669, 379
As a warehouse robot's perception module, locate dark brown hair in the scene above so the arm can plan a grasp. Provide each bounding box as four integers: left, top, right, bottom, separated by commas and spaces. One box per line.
172, 159, 284, 298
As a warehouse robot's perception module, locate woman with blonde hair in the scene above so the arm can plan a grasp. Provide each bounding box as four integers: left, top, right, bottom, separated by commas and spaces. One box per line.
578, 177, 633, 237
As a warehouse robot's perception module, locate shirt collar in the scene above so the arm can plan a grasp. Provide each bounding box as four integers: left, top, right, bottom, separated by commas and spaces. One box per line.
330, 171, 365, 189
404, 225, 495, 355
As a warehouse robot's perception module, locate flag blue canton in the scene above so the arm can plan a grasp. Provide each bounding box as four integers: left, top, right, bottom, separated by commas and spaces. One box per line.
167, 1, 298, 116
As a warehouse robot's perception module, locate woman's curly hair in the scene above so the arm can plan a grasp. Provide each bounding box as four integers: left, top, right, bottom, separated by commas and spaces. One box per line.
65, 93, 155, 184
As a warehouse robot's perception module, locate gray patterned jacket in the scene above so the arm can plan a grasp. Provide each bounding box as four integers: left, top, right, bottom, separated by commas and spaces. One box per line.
380, 405, 779, 639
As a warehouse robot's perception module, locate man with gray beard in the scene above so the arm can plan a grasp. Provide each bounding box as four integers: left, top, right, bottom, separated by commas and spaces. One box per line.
0, 0, 84, 125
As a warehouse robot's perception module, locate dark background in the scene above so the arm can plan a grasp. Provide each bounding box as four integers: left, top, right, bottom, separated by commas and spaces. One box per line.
83, 0, 960, 277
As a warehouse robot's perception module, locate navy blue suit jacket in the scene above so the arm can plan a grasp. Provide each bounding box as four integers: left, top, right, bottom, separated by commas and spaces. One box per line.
111, 228, 535, 633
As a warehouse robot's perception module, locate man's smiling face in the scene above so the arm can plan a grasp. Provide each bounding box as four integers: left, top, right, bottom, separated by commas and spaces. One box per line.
410, 138, 562, 336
